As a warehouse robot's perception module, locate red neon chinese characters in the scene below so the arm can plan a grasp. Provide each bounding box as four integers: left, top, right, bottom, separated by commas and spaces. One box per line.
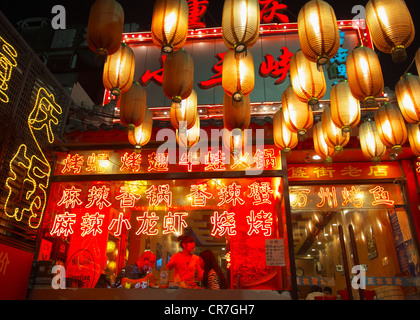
217, 182, 245, 206
247, 210, 273, 236
136, 212, 159, 236
369, 186, 395, 206
199, 52, 225, 88
50, 212, 76, 237
260, 47, 293, 84
148, 152, 169, 172
210, 211, 236, 237
188, 0, 209, 28
120, 152, 142, 173
187, 184, 213, 207
247, 182, 273, 205
86, 153, 109, 173
317, 187, 338, 208
254, 148, 277, 170
140, 55, 166, 86
163, 212, 188, 235
145, 184, 172, 207
115, 186, 141, 208
85, 185, 112, 210
179, 152, 199, 172
108, 212, 131, 237
341, 186, 364, 208
57, 186, 83, 208
289, 188, 311, 208
259, 0, 289, 24
61, 154, 84, 174
204, 150, 226, 171
80, 212, 105, 237
231, 154, 251, 170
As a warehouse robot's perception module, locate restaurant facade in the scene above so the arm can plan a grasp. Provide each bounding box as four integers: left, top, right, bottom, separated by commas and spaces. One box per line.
1, 1, 420, 301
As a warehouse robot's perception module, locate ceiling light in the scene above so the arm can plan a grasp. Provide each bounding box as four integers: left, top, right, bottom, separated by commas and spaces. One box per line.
312, 155, 321, 160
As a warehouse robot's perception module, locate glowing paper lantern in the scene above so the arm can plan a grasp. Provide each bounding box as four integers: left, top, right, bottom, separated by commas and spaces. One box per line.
359, 119, 386, 163
222, 49, 255, 102
395, 74, 420, 124
346, 46, 384, 107
223, 128, 248, 156
171, 89, 197, 131
273, 109, 298, 153
86, 0, 124, 59
282, 86, 313, 137
128, 107, 153, 148
366, 0, 415, 63
221, 0, 260, 57
321, 106, 350, 153
162, 48, 194, 103
407, 123, 420, 156
375, 102, 408, 155
176, 114, 200, 148
330, 81, 361, 134
289, 50, 326, 106
119, 82, 147, 130
313, 121, 335, 164
223, 93, 251, 131
297, 0, 340, 66
103, 43, 135, 96
151, 0, 189, 53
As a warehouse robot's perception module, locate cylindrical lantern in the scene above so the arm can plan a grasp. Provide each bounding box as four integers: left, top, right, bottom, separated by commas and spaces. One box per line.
330, 81, 361, 133
313, 122, 335, 164
366, 0, 415, 63
359, 118, 387, 163
375, 102, 408, 154
222, 49, 255, 102
176, 114, 200, 148
171, 89, 197, 131
297, 0, 340, 66
223, 128, 248, 156
282, 86, 314, 136
151, 0, 189, 53
395, 73, 420, 124
223, 93, 251, 131
128, 107, 153, 149
289, 50, 326, 107
103, 43, 135, 96
87, 0, 124, 59
273, 109, 298, 153
346, 46, 384, 107
222, 0, 260, 57
162, 48, 194, 103
119, 82, 147, 130
407, 123, 420, 156
321, 106, 350, 153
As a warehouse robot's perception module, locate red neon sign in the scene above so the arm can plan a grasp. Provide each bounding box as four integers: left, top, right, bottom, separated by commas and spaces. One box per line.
50, 212, 77, 237
86, 185, 112, 210
247, 210, 273, 236
80, 212, 105, 237
210, 211, 237, 237
136, 212, 159, 236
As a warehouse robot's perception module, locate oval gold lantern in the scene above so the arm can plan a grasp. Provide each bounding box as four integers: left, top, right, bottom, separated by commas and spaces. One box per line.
223, 128, 248, 156
330, 81, 361, 134
128, 107, 153, 149
171, 89, 198, 132
395, 74, 420, 124
407, 123, 420, 156
223, 93, 251, 131
359, 118, 387, 163
222, 49, 255, 102
282, 86, 314, 137
346, 46, 384, 107
321, 106, 350, 153
313, 121, 335, 164
297, 0, 340, 66
366, 0, 415, 63
119, 82, 147, 130
273, 109, 298, 153
103, 43, 135, 96
176, 114, 200, 148
162, 48, 194, 103
87, 0, 124, 59
375, 102, 408, 155
222, 0, 260, 57
289, 50, 326, 107
151, 0, 189, 54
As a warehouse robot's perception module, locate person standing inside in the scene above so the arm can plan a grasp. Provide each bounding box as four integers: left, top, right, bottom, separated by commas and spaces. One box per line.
200, 249, 228, 289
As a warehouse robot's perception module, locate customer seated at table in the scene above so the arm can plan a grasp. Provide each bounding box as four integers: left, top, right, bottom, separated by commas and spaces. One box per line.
114, 250, 156, 288
306, 285, 324, 300
200, 249, 228, 289
323, 286, 333, 295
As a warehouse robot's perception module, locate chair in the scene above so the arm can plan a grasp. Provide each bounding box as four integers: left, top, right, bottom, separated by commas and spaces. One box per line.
315, 295, 337, 300
363, 289, 376, 300
338, 289, 349, 300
